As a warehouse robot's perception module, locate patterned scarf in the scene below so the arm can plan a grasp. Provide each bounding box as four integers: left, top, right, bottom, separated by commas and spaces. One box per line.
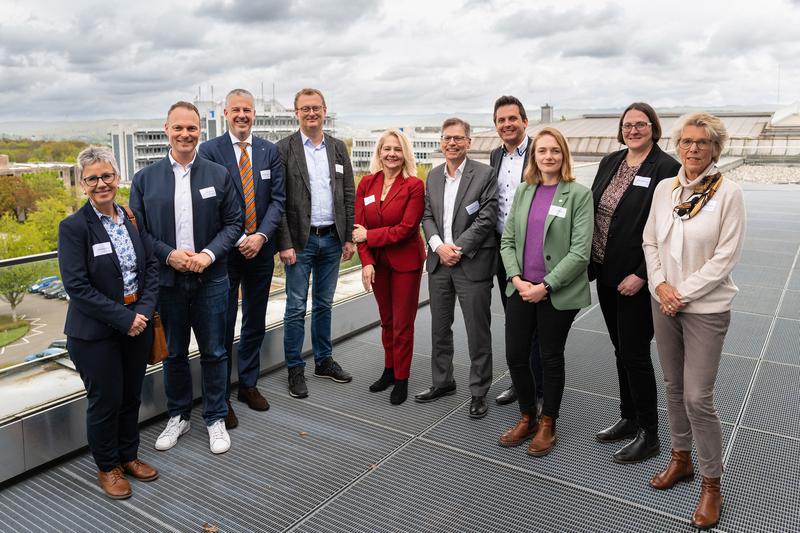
672, 171, 723, 220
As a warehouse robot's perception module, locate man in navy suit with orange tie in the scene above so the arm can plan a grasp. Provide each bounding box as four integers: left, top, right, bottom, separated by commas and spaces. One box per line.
198, 88, 285, 428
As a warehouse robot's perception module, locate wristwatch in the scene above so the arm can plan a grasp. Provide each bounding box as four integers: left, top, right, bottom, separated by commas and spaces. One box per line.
543, 282, 552, 294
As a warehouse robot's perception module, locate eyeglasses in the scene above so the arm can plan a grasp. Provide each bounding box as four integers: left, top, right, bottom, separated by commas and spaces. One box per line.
441, 135, 468, 143
621, 121, 652, 131
82, 173, 117, 187
678, 138, 712, 150
297, 105, 324, 114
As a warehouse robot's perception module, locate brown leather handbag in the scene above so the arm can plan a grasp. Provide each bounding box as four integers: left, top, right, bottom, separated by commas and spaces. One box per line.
122, 205, 168, 365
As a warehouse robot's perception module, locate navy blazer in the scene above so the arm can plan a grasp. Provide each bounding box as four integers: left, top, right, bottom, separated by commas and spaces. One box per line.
129, 155, 242, 286
198, 133, 286, 255
59, 201, 159, 340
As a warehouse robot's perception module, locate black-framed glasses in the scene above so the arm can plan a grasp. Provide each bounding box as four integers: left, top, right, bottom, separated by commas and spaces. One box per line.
296, 105, 324, 114
621, 121, 652, 131
82, 173, 117, 186
678, 139, 712, 150
441, 135, 468, 143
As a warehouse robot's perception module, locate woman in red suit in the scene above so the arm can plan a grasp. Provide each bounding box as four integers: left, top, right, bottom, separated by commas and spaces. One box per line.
353, 129, 426, 405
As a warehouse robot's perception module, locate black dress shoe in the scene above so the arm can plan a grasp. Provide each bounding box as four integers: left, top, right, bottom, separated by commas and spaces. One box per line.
390, 380, 408, 405
469, 396, 488, 418
414, 383, 456, 403
595, 418, 637, 443
495, 386, 517, 405
613, 426, 660, 464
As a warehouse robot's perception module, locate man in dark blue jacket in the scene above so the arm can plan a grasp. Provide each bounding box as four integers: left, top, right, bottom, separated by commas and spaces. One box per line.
130, 101, 241, 455
198, 88, 285, 428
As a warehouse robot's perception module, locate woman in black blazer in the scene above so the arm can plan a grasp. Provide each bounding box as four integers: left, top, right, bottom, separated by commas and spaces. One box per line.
58, 147, 160, 499
589, 103, 680, 463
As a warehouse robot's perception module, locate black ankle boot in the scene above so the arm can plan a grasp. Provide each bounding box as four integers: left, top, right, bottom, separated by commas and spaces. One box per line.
595, 418, 637, 442
370, 368, 395, 392
390, 380, 408, 405
612, 426, 660, 464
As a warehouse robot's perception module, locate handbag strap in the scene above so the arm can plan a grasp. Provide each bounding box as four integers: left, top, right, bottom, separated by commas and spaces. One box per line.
122, 205, 138, 229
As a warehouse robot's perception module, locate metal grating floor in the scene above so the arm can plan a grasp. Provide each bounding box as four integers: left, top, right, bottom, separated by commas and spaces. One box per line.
1, 185, 799, 532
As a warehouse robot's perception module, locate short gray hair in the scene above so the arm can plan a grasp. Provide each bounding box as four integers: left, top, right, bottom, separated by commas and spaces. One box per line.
77, 146, 120, 177
672, 112, 729, 163
225, 88, 255, 107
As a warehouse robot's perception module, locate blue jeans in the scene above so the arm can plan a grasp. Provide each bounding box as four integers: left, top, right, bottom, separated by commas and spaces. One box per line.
159, 275, 229, 425
283, 232, 341, 368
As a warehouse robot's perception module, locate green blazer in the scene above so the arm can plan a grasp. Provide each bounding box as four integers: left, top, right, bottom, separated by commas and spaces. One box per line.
500, 179, 594, 310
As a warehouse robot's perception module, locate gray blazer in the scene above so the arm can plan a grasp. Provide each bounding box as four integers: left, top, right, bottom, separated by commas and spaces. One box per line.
275, 131, 355, 252
422, 158, 498, 281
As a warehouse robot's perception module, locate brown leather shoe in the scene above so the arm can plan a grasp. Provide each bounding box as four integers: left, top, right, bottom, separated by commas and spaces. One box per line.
97, 467, 132, 500
498, 413, 538, 447
691, 476, 722, 530
527, 415, 557, 456
650, 449, 694, 490
225, 400, 239, 430
122, 459, 159, 482
237, 386, 270, 411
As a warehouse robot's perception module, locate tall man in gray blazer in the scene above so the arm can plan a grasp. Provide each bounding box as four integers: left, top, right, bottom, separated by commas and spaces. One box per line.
415, 117, 498, 418
276, 88, 355, 399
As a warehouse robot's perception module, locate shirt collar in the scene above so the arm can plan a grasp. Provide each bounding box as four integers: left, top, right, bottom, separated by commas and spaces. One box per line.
503, 136, 529, 157
90, 202, 124, 224
301, 131, 325, 149
445, 158, 467, 181
229, 131, 253, 147
169, 150, 197, 171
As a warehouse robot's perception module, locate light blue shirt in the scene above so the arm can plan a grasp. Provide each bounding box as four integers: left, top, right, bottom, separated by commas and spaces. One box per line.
301, 132, 335, 227
91, 203, 138, 296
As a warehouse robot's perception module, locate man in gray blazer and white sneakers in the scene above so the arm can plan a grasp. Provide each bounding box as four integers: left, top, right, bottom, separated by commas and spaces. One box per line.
415, 117, 498, 419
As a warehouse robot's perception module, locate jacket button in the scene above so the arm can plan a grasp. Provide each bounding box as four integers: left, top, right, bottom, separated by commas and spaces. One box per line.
545, 255, 551, 261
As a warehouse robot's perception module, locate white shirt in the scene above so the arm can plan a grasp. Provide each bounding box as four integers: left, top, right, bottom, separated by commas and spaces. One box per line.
228, 132, 266, 245
428, 158, 467, 252
168, 150, 215, 264
300, 131, 335, 227
496, 136, 528, 233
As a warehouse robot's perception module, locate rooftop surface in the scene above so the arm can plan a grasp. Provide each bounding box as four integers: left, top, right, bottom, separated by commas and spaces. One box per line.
1, 183, 798, 532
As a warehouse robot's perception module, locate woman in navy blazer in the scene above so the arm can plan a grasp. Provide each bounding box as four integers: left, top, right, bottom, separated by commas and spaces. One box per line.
58, 147, 160, 500
352, 129, 426, 405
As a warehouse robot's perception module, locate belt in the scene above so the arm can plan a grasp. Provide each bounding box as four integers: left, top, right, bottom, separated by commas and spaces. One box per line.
123, 293, 140, 305
310, 225, 335, 236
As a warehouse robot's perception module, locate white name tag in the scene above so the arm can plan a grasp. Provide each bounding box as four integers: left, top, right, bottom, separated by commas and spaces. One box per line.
549, 205, 567, 218
199, 186, 216, 199
466, 201, 480, 215
93, 242, 113, 256
633, 175, 651, 188
260, 170, 271, 180
335, 164, 344, 174
364, 194, 375, 206
703, 200, 718, 212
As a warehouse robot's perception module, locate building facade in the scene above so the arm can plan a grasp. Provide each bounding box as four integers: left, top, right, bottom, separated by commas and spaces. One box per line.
351, 127, 440, 174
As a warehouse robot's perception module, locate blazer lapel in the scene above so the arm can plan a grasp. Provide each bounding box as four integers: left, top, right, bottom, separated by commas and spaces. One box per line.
515, 184, 535, 246
452, 159, 474, 215
124, 215, 146, 275
253, 140, 268, 195
324, 134, 337, 196
543, 180, 570, 238
291, 132, 311, 193
380, 174, 403, 210
221, 138, 245, 201
161, 157, 177, 249
84, 203, 122, 276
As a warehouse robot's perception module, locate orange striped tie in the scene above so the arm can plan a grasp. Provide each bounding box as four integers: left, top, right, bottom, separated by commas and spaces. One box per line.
238, 142, 256, 234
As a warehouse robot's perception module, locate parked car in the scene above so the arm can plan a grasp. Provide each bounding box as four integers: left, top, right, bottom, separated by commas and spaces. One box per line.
56, 288, 69, 300
24, 347, 63, 362
48, 339, 67, 349
42, 281, 64, 299
29, 276, 58, 293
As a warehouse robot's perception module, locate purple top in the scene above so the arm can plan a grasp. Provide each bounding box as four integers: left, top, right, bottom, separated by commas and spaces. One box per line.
523, 184, 558, 283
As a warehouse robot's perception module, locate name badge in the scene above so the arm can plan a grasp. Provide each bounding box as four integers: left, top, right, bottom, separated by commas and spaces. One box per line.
703, 200, 718, 212
93, 242, 113, 256
199, 186, 216, 199
364, 194, 375, 206
633, 175, 651, 188
260, 170, 271, 180
466, 201, 480, 215
549, 205, 567, 218
335, 164, 344, 174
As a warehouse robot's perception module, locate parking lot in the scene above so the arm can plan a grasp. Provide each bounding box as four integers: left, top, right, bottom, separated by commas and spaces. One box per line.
0, 290, 68, 368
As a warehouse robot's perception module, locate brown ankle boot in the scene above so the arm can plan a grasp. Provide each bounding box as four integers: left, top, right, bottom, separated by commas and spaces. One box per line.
650, 449, 694, 490
97, 466, 132, 500
691, 476, 722, 529
527, 415, 556, 456
498, 413, 538, 447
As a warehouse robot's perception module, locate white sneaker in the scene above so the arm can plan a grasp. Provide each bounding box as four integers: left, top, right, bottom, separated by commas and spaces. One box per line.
154, 416, 190, 451
207, 419, 231, 454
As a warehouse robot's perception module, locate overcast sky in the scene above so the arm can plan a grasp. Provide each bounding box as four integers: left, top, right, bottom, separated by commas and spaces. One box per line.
1, 0, 799, 121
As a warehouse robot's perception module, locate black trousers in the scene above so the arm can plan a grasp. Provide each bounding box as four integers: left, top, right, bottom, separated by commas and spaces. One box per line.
505, 291, 578, 419
596, 282, 658, 428
496, 237, 543, 401
68, 327, 151, 472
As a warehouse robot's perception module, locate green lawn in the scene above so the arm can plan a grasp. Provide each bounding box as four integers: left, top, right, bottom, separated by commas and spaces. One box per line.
0, 324, 30, 347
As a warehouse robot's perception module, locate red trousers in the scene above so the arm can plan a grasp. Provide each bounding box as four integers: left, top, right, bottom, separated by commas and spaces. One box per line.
372, 258, 422, 380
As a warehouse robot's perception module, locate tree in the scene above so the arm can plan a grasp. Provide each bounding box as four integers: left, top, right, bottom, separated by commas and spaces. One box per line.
0, 264, 40, 321
26, 196, 72, 252
0, 214, 48, 321
0, 175, 35, 220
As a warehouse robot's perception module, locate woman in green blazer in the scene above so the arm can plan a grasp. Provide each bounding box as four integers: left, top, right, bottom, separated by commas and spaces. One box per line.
497, 127, 594, 457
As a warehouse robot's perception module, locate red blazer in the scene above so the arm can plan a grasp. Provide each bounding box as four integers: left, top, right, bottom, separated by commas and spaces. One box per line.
355, 172, 426, 273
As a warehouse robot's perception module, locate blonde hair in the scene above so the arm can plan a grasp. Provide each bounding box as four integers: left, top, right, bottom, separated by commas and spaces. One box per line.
369, 129, 417, 177
523, 127, 575, 185
672, 112, 728, 163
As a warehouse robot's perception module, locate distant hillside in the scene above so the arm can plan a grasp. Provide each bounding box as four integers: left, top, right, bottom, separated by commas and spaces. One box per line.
0, 119, 163, 144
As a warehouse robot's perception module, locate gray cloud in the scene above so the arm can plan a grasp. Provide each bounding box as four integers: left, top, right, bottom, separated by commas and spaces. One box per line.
196, 0, 379, 27
493, 5, 619, 40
